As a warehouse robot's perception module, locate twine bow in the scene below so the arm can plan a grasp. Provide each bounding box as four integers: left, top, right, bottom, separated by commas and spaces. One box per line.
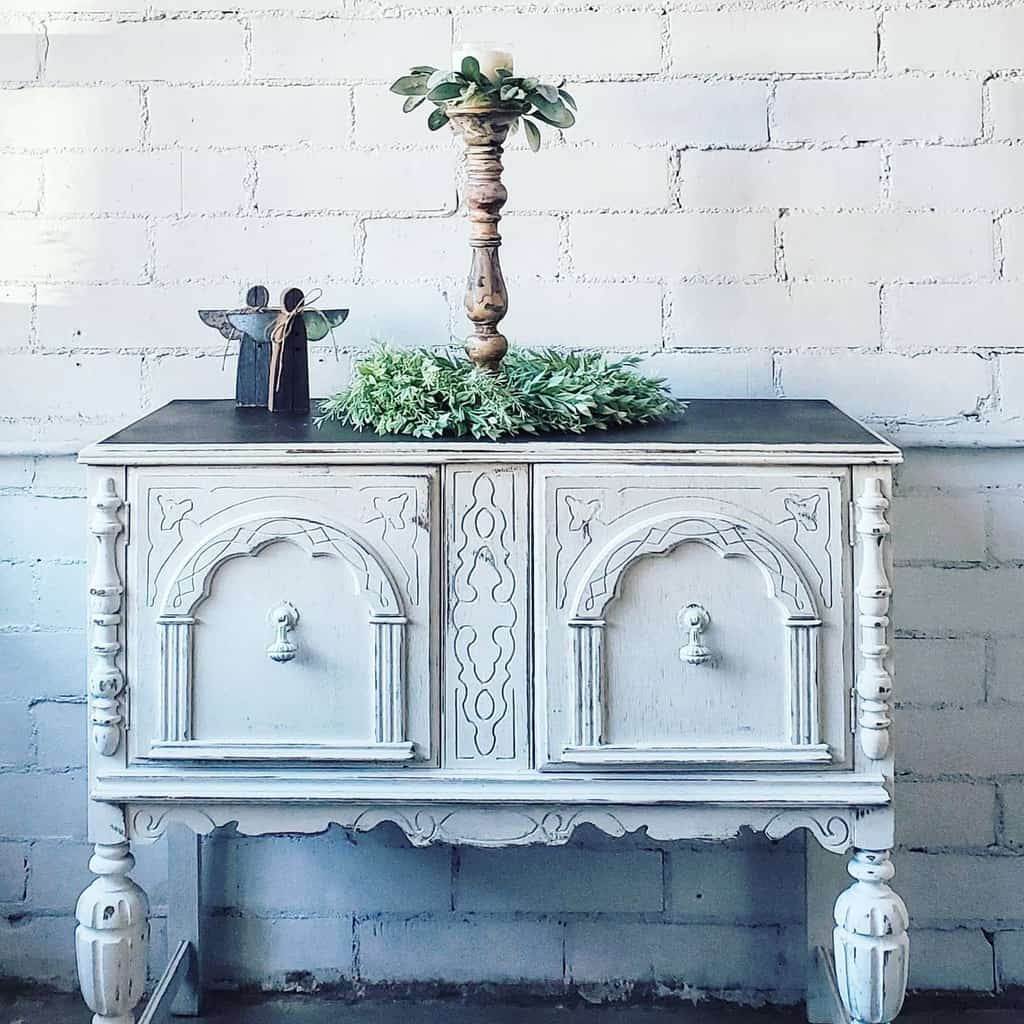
268, 288, 323, 411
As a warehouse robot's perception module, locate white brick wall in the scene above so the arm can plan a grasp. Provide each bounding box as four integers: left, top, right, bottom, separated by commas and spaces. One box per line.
3, 0, 1024, 1007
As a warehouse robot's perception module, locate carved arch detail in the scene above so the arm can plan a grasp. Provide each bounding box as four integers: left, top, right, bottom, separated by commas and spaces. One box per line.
565, 512, 825, 763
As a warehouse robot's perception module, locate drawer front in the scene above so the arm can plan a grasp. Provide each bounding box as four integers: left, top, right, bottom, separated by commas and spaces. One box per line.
127, 466, 437, 764
535, 465, 850, 770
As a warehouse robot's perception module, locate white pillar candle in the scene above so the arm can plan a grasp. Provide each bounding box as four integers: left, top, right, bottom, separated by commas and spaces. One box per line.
453, 42, 514, 80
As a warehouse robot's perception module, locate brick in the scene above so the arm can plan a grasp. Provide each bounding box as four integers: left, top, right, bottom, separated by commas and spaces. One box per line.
887, 284, 1024, 350
1002, 782, 1024, 847
256, 149, 457, 214
778, 352, 991, 420
149, 85, 348, 148
29, 456, 86, 496
0, 494, 85, 561
43, 150, 247, 216
672, 282, 878, 349
0, 219, 148, 284
900, 565, 1024, 636
641, 351, 774, 398
887, 8, 1024, 72
363, 215, 560, 282
774, 78, 980, 144
668, 845, 801, 924
457, 848, 661, 913
784, 213, 993, 282
990, 494, 1024, 561
145, 353, 241, 409
0, 286, 33, 350
572, 214, 775, 278
681, 148, 878, 210
999, 215, 1024, 281
567, 921, 801, 992
33, 700, 86, 769
154, 216, 355, 284
895, 637, 985, 707
902, 852, 1024, 924
0, 86, 139, 149
456, 13, 662, 76
28, 838, 166, 912
0, 702, 30, 767
992, 639, 1024, 703
44, 19, 243, 83
892, 145, 1024, 209
0, 771, 85, 838
897, 448, 1024, 492
358, 916, 563, 983
34, 562, 85, 630
996, 929, 1024, 987
672, 10, 875, 74
0, 632, 85, 700
0, 455, 32, 488
0, 842, 27, 901
37, 284, 237, 351
0, 914, 78, 990
570, 81, 767, 146
909, 928, 994, 991
894, 494, 986, 563
326, 284, 450, 350
353, 85, 458, 148
205, 915, 354, 987
0, 564, 37, 627
501, 281, 663, 351
897, 781, 996, 849
212, 833, 450, 914
1001, 356, 1024, 419
991, 80, 1024, 141
252, 16, 451, 81
0, 153, 41, 212
2, 355, 141, 417
0, 18, 40, 81
897, 705, 1024, 776
505, 147, 669, 213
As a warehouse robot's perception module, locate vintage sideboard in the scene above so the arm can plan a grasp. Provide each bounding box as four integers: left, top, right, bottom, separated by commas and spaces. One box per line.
76, 398, 907, 1024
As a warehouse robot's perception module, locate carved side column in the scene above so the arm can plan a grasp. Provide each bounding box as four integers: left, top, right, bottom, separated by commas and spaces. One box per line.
448, 106, 518, 372
833, 849, 909, 1023
76, 842, 150, 1024
855, 477, 893, 760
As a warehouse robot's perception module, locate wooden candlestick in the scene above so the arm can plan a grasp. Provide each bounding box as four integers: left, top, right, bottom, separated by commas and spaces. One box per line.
448, 105, 519, 373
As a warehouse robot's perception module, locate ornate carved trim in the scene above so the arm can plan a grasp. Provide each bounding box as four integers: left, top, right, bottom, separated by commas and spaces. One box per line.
855, 478, 893, 760
764, 810, 851, 852
566, 512, 822, 763
89, 477, 126, 757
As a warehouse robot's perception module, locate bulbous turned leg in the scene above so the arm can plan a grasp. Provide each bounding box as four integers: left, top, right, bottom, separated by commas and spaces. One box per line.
833, 849, 909, 1024
76, 842, 150, 1024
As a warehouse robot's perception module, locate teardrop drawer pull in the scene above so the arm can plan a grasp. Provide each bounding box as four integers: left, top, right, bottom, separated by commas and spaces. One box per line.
267, 602, 300, 663
678, 603, 713, 667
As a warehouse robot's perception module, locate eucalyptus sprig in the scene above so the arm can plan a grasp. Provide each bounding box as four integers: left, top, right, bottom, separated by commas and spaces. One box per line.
390, 57, 577, 151
317, 346, 682, 440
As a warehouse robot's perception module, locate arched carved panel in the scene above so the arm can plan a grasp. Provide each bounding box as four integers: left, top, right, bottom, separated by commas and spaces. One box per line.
565, 512, 826, 767
153, 514, 410, 762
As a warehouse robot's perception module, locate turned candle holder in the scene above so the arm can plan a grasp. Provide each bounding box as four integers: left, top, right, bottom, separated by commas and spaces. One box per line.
448, 103, 521, 373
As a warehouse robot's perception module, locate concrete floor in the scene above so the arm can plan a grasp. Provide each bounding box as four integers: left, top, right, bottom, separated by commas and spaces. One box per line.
1, 992, 1021, 1023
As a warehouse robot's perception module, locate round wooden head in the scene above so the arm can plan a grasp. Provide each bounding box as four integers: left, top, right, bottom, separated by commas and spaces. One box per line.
246, 285, 270, 309
282, 288, 305, 312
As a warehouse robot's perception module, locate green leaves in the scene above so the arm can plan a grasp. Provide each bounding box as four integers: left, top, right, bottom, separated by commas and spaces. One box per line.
389, 62, 580, 151
317, 347, 683, 440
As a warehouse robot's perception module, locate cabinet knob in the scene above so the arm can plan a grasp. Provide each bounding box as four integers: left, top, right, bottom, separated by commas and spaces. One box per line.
267, 602, 300, 663
678, 603, 713, 667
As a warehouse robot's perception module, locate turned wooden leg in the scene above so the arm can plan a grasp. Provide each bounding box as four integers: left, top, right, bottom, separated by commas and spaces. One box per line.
75, 842, 150, 1024
833, 849, 909, 1023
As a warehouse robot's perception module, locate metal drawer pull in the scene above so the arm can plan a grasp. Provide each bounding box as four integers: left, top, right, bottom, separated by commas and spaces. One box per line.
267, 602, 300, 663
678, 604, 713, 666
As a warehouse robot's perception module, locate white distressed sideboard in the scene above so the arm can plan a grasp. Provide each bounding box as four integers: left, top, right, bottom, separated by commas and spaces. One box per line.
77, 399, 907, 1024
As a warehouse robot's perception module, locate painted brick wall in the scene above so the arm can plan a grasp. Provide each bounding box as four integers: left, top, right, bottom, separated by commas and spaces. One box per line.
2, 0, 1024, 1005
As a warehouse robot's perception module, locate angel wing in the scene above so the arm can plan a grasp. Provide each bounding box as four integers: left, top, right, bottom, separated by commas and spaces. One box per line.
198, 310, 243, 341
302, 309, 349, 341
225, 312, 278, 343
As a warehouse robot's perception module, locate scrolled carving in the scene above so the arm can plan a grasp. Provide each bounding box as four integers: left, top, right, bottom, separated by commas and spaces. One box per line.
89, 477, 126, 757
764, 810, 852, 852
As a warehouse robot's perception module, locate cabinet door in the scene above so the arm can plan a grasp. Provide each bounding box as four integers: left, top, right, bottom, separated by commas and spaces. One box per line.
127, 466, 437, 764
535, 465, 850, 770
